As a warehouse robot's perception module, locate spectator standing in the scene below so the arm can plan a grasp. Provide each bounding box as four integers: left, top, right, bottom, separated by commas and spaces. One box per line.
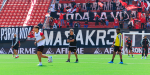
146, 11, 149, 22
59, 13, 65, 26
84, 20, 88, 28
119, 17, 124, 29
50, 6, 56, 18
79, 5, 82, 12
114, 17, 119, 28
54, 18, 58, 25
128, 19, 134, 29
69, 18, 73, 28
49, 17, 53, 29
86, 1, 91, 12
140, 16, 146, 29
74, 21, 79, 28
66, 19, 70, 28
135, 22, 139, 29
105, 19, 109, 26
58, 21, 62, 28
94, 13, 100, 26
38, 22, 43, 31
112, 1, 116, 11
60, 6, 64, 13
53, 23, 57, 29
147, 21, 150, 29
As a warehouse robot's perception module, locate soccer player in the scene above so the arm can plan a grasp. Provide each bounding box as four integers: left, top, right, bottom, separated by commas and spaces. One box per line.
11, 34, 20, 58
108, 28, 123, 64
34, 26, 52, 66
141, 36, 149, 59
125, 37, 133, 57
66, 29, 78, 62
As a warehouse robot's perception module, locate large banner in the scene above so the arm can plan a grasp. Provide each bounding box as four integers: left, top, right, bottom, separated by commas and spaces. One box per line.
52, 11, 132, 22
43, 28, 147, 48
1, 47, 150, 54
0, 26, 33, 43
0, 28, 149, 54
44, 28, 117, 48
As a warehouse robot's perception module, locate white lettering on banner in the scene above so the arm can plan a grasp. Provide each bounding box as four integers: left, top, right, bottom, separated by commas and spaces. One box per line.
1, 28, 4, 40
104, 48, 109, 54
76, 30, 84, 45
32, 48, 36, 54
94, 48, 102, 54
106, 29, 116, 45
76, 48, 84, 54
63, 31, 70, 45
61, 48, 67, 54
56, 48, 61, 54
8, 48, 13, 54
19, 48, 24, 54
75, 13, 83, 20
100, 12, 107, 19
0, 47, 7, 54
1, 27, 31, 41
110, 48, 114, 54
4, 28, 7, 40
96, 30, 106, 45
44, 30, 54, 45
83, 12, 89, 20
85, 30, 95, 46
7, 28, 11, 40
46, 48, 54, 54
53, 31, 62, 46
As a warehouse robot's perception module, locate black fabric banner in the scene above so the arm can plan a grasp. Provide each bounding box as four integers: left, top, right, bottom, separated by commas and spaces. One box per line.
0, 26, 33, 43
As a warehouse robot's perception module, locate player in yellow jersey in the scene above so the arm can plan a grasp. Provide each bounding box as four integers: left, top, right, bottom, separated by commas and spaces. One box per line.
108, 28, 123, 64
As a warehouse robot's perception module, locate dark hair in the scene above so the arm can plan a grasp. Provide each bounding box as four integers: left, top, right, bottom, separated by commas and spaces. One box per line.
116, 28, 120, 31
34, 26, 39, 30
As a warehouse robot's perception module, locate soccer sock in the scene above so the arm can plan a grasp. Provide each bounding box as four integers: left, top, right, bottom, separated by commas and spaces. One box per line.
121, 59, 123, 62
39, 62, 42, 64
111, 59, 114, 62
132, 55, 133, 57
76, 59, 78, 61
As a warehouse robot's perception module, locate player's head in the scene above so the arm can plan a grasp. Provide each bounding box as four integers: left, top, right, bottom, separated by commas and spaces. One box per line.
128, 37, 130, 40
70, 29, 74, 35
34, 26, 39, 32
116, 28, 120, 34
144, 36, 147, 39
14, 34, 16, 37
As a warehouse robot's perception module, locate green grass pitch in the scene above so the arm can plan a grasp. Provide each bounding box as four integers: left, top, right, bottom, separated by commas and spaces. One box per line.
0, 54, 150, 75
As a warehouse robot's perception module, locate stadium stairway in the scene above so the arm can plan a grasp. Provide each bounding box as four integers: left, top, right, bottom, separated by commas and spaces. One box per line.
27, 0, 51, 26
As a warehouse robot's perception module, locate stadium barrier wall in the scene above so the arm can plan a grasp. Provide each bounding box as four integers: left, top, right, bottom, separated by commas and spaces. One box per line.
0, 28, 149, 54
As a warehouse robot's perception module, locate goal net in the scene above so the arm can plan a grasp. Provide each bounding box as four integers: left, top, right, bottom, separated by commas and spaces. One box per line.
122, 33, 150, 55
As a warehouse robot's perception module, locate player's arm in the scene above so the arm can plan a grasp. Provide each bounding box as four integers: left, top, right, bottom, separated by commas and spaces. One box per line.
125, 40, 127, 46
141, 39, 143, 47
118, 35, 122, 50
69, 39, 74, 42
19, 41, 21, 47
131, 40, 132, 48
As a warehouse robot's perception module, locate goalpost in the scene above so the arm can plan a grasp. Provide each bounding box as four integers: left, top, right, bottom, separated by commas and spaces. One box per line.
122, 33, 150, 55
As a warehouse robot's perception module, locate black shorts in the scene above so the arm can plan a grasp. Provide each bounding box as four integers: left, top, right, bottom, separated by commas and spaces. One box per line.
13, 46, 19, 50
69, 47, 77, 52
114, 46, 121, 52
37, 46, 44, 52
127, 46, 132, 50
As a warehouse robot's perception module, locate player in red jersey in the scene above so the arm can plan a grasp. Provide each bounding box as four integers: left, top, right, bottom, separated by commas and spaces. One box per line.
125, 37, 133, 57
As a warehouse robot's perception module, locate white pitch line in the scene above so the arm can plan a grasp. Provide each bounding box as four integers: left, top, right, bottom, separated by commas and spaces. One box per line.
1, 58, 138, 59
0, 62, 150, 64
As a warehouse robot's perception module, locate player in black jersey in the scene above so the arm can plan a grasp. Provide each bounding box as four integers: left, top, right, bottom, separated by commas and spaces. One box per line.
11, 34, 20, 58
141, 36, 149, 59
66, 29, 78, 62
125, 37, 133, 57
